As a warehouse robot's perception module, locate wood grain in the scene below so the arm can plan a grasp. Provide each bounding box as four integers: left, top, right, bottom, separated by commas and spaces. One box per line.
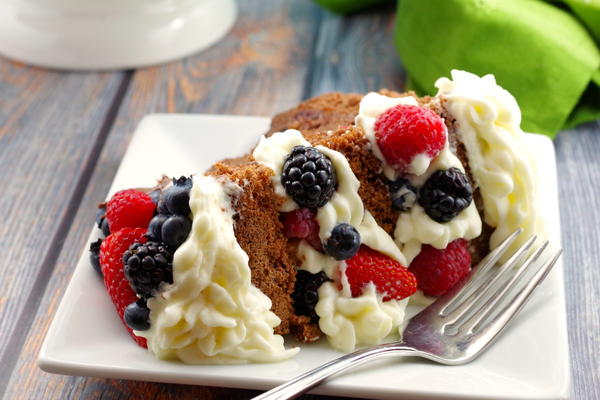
554, 121, 600, 400
0, 60, 126, 391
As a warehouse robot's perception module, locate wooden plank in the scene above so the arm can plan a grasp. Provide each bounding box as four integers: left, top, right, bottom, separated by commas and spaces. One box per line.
0, 59, 126, 391
554, 122, 600, 400
305, 5, 406, 96
2, 1, 343, 399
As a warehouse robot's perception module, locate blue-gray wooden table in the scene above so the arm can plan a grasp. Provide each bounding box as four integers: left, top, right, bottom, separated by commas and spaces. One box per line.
0, 1, 598, 399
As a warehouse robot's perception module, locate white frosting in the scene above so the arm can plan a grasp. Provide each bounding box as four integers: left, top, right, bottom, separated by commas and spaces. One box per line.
139, 175, 298, 363
316, 282, 408, 353
355, 92, 420, 178
394, 144, 482, 249
435, 70, 543, 255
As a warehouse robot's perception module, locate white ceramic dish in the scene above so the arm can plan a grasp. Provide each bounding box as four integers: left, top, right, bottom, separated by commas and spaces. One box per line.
0, 0, 236, 70
39, 114, 570, 400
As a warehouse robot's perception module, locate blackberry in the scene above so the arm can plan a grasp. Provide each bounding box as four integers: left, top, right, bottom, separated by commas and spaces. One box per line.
324, 223, 361, 260
292, 270, 331, 323
418, 167, 473, 223
388, 178, 417, 212
124, 299, 151, 331
163, 176, 192, 216
89, 238, 103, 276
123, 240, 173, 298
281, 146, 337, 209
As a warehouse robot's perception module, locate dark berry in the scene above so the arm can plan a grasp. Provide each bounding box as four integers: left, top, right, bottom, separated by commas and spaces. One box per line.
95, 206, 106, 229
101, 218, 111, 236
281, 146, 337, 209
324, 223, 361, 260
161, 215, 192, 250
149, 189, 161, 206
418, 167, 473, 223
89, 238, 103, 276
163, 176, 192, 216
388, 178, 417, 212
124, 299, 151, 331
292, 270, 331, 323
123, 241, 173, 298
148, 214, 169, 241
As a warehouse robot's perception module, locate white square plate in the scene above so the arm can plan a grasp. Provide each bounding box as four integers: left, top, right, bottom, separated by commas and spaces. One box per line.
39, 114, 570, 400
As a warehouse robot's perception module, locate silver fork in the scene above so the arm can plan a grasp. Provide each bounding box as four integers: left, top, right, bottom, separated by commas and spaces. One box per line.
253, 229, 562, 400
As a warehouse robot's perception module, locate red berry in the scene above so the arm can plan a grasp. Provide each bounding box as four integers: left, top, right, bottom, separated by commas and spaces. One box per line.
344, 246, 417, 301
281, 208, 323, 251
409, 239, 471, 297
99, 228, 148, 348
105, 189, 156, 232
375, 105, 446, 173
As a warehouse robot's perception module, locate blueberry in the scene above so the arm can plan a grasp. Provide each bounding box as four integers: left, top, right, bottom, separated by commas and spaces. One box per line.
148, 214, 169, 241
95, 207, 106, 229
161, 215, 192, 250
101, 218, 110, 236
163, 176, 192, 216
89, 238, 103, 276
149, 189, 161, 207
324, 223, 361, 260
124, 299, 151, 331
388, 178, 417, 212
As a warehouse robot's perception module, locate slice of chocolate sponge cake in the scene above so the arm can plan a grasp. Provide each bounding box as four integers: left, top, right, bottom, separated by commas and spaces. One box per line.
91, 70, 543, 363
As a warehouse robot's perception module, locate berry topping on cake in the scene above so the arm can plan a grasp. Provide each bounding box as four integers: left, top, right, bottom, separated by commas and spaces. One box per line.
281, 145, 337, 209
99, 227, 148, 347
409, 239, 471, 296
345, 246, 417, 301
148, 214, 169, 242
105, 189, 156, 232
161, 176, 192, 216
281, 208, 323, 251
124, 299, 151, 331
95, 205, 111, 236
89, 238, 103, 276
324, 223, 361, 260
418, 167, 473, 223
161, 215, 192, 250
374, 104, 446, 174
148, 189, 161, 207
388, 178, 417, 211
123, 241, 174, 298
292, 270, 331, 323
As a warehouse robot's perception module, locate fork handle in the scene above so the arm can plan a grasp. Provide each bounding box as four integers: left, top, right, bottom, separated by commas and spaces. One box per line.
252, 343, 416, 400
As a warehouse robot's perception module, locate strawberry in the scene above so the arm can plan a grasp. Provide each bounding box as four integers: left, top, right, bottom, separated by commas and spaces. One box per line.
105, 189, 155, 232
409, 239, 471, 296
99, 227, 148, 347
281, 208, 323, 252
375, 104, 446, 174
344, 246, 417, 301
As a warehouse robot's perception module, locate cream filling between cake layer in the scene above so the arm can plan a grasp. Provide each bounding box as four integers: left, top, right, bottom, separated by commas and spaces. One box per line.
137, 175, 298, 363
435, 70, 544, 256
253, 130, 409, 352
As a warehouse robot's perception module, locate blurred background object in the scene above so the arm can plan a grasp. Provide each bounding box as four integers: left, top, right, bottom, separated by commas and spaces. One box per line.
0, 0, 237, 70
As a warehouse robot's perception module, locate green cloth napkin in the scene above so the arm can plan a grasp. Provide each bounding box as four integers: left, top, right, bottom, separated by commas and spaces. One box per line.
314, 0, 392, 14
395, 0, 599, 137
557, 0, 600, 43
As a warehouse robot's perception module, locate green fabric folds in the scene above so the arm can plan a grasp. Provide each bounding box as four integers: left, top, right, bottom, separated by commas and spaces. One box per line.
394, 0, 599, 137
314, 0, 392, 14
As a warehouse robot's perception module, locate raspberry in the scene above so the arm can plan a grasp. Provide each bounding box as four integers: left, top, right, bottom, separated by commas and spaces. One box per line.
99, 228, 148, 347
409, 239, 471, 296
105, 189, 156, 232
281, 208, 323, 251
344, 246, 417, 301
375, 105, 446, 174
